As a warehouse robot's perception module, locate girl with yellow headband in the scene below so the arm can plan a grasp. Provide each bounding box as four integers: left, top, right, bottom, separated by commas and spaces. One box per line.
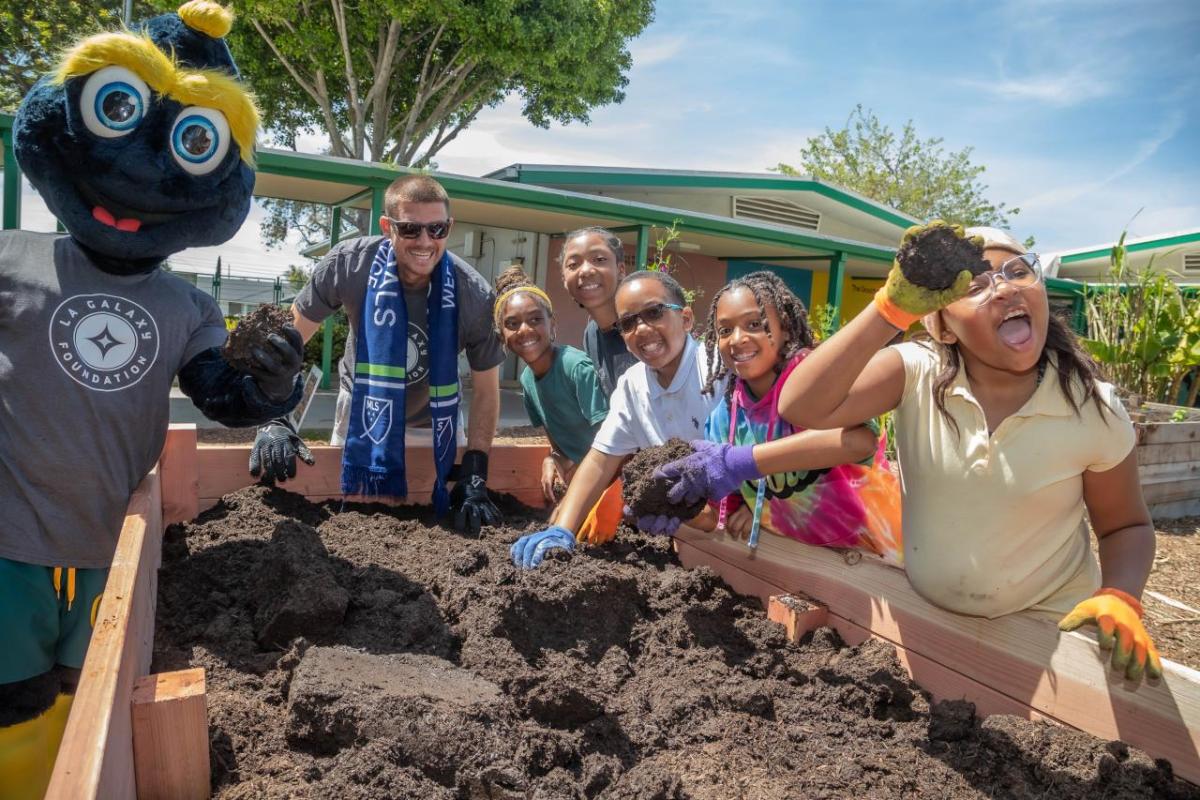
494, 267, 609, 507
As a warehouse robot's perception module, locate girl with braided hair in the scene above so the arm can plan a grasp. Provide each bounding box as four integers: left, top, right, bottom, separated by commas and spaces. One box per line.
494, 266, 608, 506
655, 271, 902, 557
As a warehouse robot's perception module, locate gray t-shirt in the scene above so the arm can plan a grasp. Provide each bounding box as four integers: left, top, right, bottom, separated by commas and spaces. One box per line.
0, 232, 228, 567
583, 318, 638, 397
293, 236, 504, 428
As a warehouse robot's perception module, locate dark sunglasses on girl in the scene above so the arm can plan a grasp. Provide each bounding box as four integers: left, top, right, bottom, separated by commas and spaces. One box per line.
385, 218, 452, 239
616, 302, 684, 334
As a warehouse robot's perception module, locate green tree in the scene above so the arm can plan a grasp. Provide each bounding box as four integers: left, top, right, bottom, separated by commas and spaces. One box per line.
228, 0, 654, 246
0, 2, 149, 110
774, 105, 1019, 229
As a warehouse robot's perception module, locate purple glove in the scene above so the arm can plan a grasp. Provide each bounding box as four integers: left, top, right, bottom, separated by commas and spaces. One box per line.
655, 441, 761, 507
623, 505, 681, 537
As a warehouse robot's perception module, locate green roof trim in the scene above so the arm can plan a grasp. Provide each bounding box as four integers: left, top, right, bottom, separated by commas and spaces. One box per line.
488, 165, 920, 229
254, 149, 896, 262
1059, 231, 1200, 264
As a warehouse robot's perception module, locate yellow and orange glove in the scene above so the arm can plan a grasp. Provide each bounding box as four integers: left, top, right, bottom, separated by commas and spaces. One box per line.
1058, 588, 1163, 681
576, 479, 624, 546
873, 220, 982, 331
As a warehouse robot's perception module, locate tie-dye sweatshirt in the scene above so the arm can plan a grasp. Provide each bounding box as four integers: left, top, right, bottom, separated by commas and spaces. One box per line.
704, 353, 903, 564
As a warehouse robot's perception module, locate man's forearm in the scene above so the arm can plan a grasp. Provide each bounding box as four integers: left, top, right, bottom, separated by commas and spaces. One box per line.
466, 367, 500, 454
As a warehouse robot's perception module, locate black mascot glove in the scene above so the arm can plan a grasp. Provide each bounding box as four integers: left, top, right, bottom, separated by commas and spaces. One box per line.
249, 417, 315, 483
244, 325, 304, 403
450, 450, 503, 535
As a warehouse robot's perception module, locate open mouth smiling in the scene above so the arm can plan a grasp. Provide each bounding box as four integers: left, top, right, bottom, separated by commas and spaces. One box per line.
76, 182, 190, 230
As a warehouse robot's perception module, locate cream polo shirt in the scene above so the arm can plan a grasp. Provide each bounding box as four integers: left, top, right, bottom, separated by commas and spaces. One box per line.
891, 342, 1135, 619
591, 336, 722, 456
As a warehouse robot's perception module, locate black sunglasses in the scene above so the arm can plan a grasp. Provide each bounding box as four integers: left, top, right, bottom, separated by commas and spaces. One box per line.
384, 218, 452, 240
616, 302, 684, 334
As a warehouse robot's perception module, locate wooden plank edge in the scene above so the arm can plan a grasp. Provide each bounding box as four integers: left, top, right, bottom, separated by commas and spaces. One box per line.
47, 468, 163, 800
161, 425, 199, 526
132, 668, 209, 800
674, 530, 1200, 784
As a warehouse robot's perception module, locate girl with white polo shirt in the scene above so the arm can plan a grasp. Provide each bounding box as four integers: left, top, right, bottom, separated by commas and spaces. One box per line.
779, 223, 1161, 682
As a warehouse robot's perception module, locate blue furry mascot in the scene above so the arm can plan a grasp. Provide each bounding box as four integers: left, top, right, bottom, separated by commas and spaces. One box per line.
0, 3, 302, 795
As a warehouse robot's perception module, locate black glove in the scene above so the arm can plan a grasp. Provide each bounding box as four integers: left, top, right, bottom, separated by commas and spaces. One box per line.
249, 418, 315, 483
243, 325, 304, 403
449, 450, 503, 535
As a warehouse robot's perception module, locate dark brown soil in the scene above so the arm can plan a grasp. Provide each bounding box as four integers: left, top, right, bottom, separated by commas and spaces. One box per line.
223, 305, 292, 373
897, 226, 990, 291
621, 439, 707, 522
154, 486, 1198, 799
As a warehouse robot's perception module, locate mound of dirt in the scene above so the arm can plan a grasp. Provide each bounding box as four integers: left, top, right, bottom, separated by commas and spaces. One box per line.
621, 439, 707, 522
154, 485, 1198, 799
896, 226, 990, 291
223, 305, 292, 373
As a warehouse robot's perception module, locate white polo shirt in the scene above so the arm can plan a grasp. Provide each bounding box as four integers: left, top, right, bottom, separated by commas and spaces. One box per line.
892, 342, 1135, 619
592, 336, 722, 456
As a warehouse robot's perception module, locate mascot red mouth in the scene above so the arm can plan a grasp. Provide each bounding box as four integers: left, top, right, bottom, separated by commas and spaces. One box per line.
91, 206, 143, 232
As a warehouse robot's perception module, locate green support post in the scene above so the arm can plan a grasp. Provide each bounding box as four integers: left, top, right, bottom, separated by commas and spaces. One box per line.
273, 276, 282, 304
1071, 292, 1086, 335
1, 127, 21, 230
369, 186, 384, 236
211, 271, 221, 303
826, 251, 846, 330
635, 224, 650, 270
319, 205, 345, 389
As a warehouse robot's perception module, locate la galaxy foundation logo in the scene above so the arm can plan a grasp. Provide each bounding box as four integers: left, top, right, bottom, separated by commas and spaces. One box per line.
49, 294, 160, 391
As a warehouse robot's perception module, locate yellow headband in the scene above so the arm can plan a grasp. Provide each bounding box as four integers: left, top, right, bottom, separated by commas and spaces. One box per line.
54, 31, 259, 165
494, 285, 554, 329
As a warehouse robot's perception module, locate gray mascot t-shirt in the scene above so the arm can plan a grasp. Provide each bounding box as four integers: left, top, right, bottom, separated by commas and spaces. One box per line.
293, 236, 504, 428
0, 232, 228, 568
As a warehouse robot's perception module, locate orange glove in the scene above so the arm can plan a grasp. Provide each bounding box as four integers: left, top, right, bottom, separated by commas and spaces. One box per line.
1058, 588, 1163, 681
576, 479, 624, 546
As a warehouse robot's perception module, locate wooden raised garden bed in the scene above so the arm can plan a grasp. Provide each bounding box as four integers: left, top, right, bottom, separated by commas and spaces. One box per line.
1136, 404, 1200, 518
46, 424, 1200, 796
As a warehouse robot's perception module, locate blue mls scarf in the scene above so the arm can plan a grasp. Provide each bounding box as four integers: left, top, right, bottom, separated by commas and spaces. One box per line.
342, 239, 459, 514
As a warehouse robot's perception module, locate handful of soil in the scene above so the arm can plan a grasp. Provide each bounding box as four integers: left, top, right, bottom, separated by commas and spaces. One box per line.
621, 438, 707, 522
223, 305, 292, 373
896, 225, 990, 291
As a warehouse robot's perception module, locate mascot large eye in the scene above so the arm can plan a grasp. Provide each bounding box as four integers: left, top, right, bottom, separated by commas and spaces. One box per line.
80, 66, 150, 138
170, 107, 231, 176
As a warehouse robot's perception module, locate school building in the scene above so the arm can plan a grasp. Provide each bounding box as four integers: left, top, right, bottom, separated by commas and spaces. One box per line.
3, 111, 1197, 383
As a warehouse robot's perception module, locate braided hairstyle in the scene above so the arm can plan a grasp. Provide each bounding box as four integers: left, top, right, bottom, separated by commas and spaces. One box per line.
700, 271, 814, 398
493, 265, 552, 335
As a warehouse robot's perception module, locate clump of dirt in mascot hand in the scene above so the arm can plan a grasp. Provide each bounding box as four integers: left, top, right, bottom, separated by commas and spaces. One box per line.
224, 305, 292, 372
622, 438, 706, 520
896, 227, 990, 290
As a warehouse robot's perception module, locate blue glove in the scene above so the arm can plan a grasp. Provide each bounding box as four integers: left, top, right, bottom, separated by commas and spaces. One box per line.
655, 440, 761, 507
623, 505, 681, 537
510, 525, 576, 569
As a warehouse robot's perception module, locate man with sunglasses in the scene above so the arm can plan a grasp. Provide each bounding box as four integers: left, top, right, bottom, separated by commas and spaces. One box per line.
250, 175, 506, 534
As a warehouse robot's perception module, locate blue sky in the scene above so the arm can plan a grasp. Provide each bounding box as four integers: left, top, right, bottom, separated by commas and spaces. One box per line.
437, 0, 1199, 252
15, 0, 1198, 275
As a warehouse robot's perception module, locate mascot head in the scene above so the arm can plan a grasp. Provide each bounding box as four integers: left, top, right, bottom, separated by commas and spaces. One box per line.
13, 1, 259, 270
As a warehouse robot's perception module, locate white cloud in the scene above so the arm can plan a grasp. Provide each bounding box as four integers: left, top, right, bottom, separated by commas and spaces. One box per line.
629, 34, 688, 69
962, 67, 1114, 106
1017, 110, 1184, 212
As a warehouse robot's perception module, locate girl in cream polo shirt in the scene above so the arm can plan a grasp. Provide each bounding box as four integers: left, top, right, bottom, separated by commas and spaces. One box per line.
778, 222, 1161, 682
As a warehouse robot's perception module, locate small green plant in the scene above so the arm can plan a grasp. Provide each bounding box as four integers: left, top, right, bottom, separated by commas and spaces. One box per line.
807, 303, 840, 343
646, 220, 700, 305
1082, 226, 1200, 405
1172, 407, 1189, 422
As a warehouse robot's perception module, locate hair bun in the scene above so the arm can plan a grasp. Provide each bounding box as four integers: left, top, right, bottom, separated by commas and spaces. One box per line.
495, 265, 534, 295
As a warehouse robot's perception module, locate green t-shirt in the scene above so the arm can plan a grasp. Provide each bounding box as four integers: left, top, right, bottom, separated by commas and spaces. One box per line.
520, 345, 609, 463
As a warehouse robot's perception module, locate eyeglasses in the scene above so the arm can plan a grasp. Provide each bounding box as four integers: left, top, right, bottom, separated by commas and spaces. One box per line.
384, 218, 451, 240
616, 302, 683, 334
962, 253, 1043, 307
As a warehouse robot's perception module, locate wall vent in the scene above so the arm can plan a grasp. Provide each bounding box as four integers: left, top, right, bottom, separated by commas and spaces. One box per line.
733, 195, 820, 230
1183, 251, 1200, 273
